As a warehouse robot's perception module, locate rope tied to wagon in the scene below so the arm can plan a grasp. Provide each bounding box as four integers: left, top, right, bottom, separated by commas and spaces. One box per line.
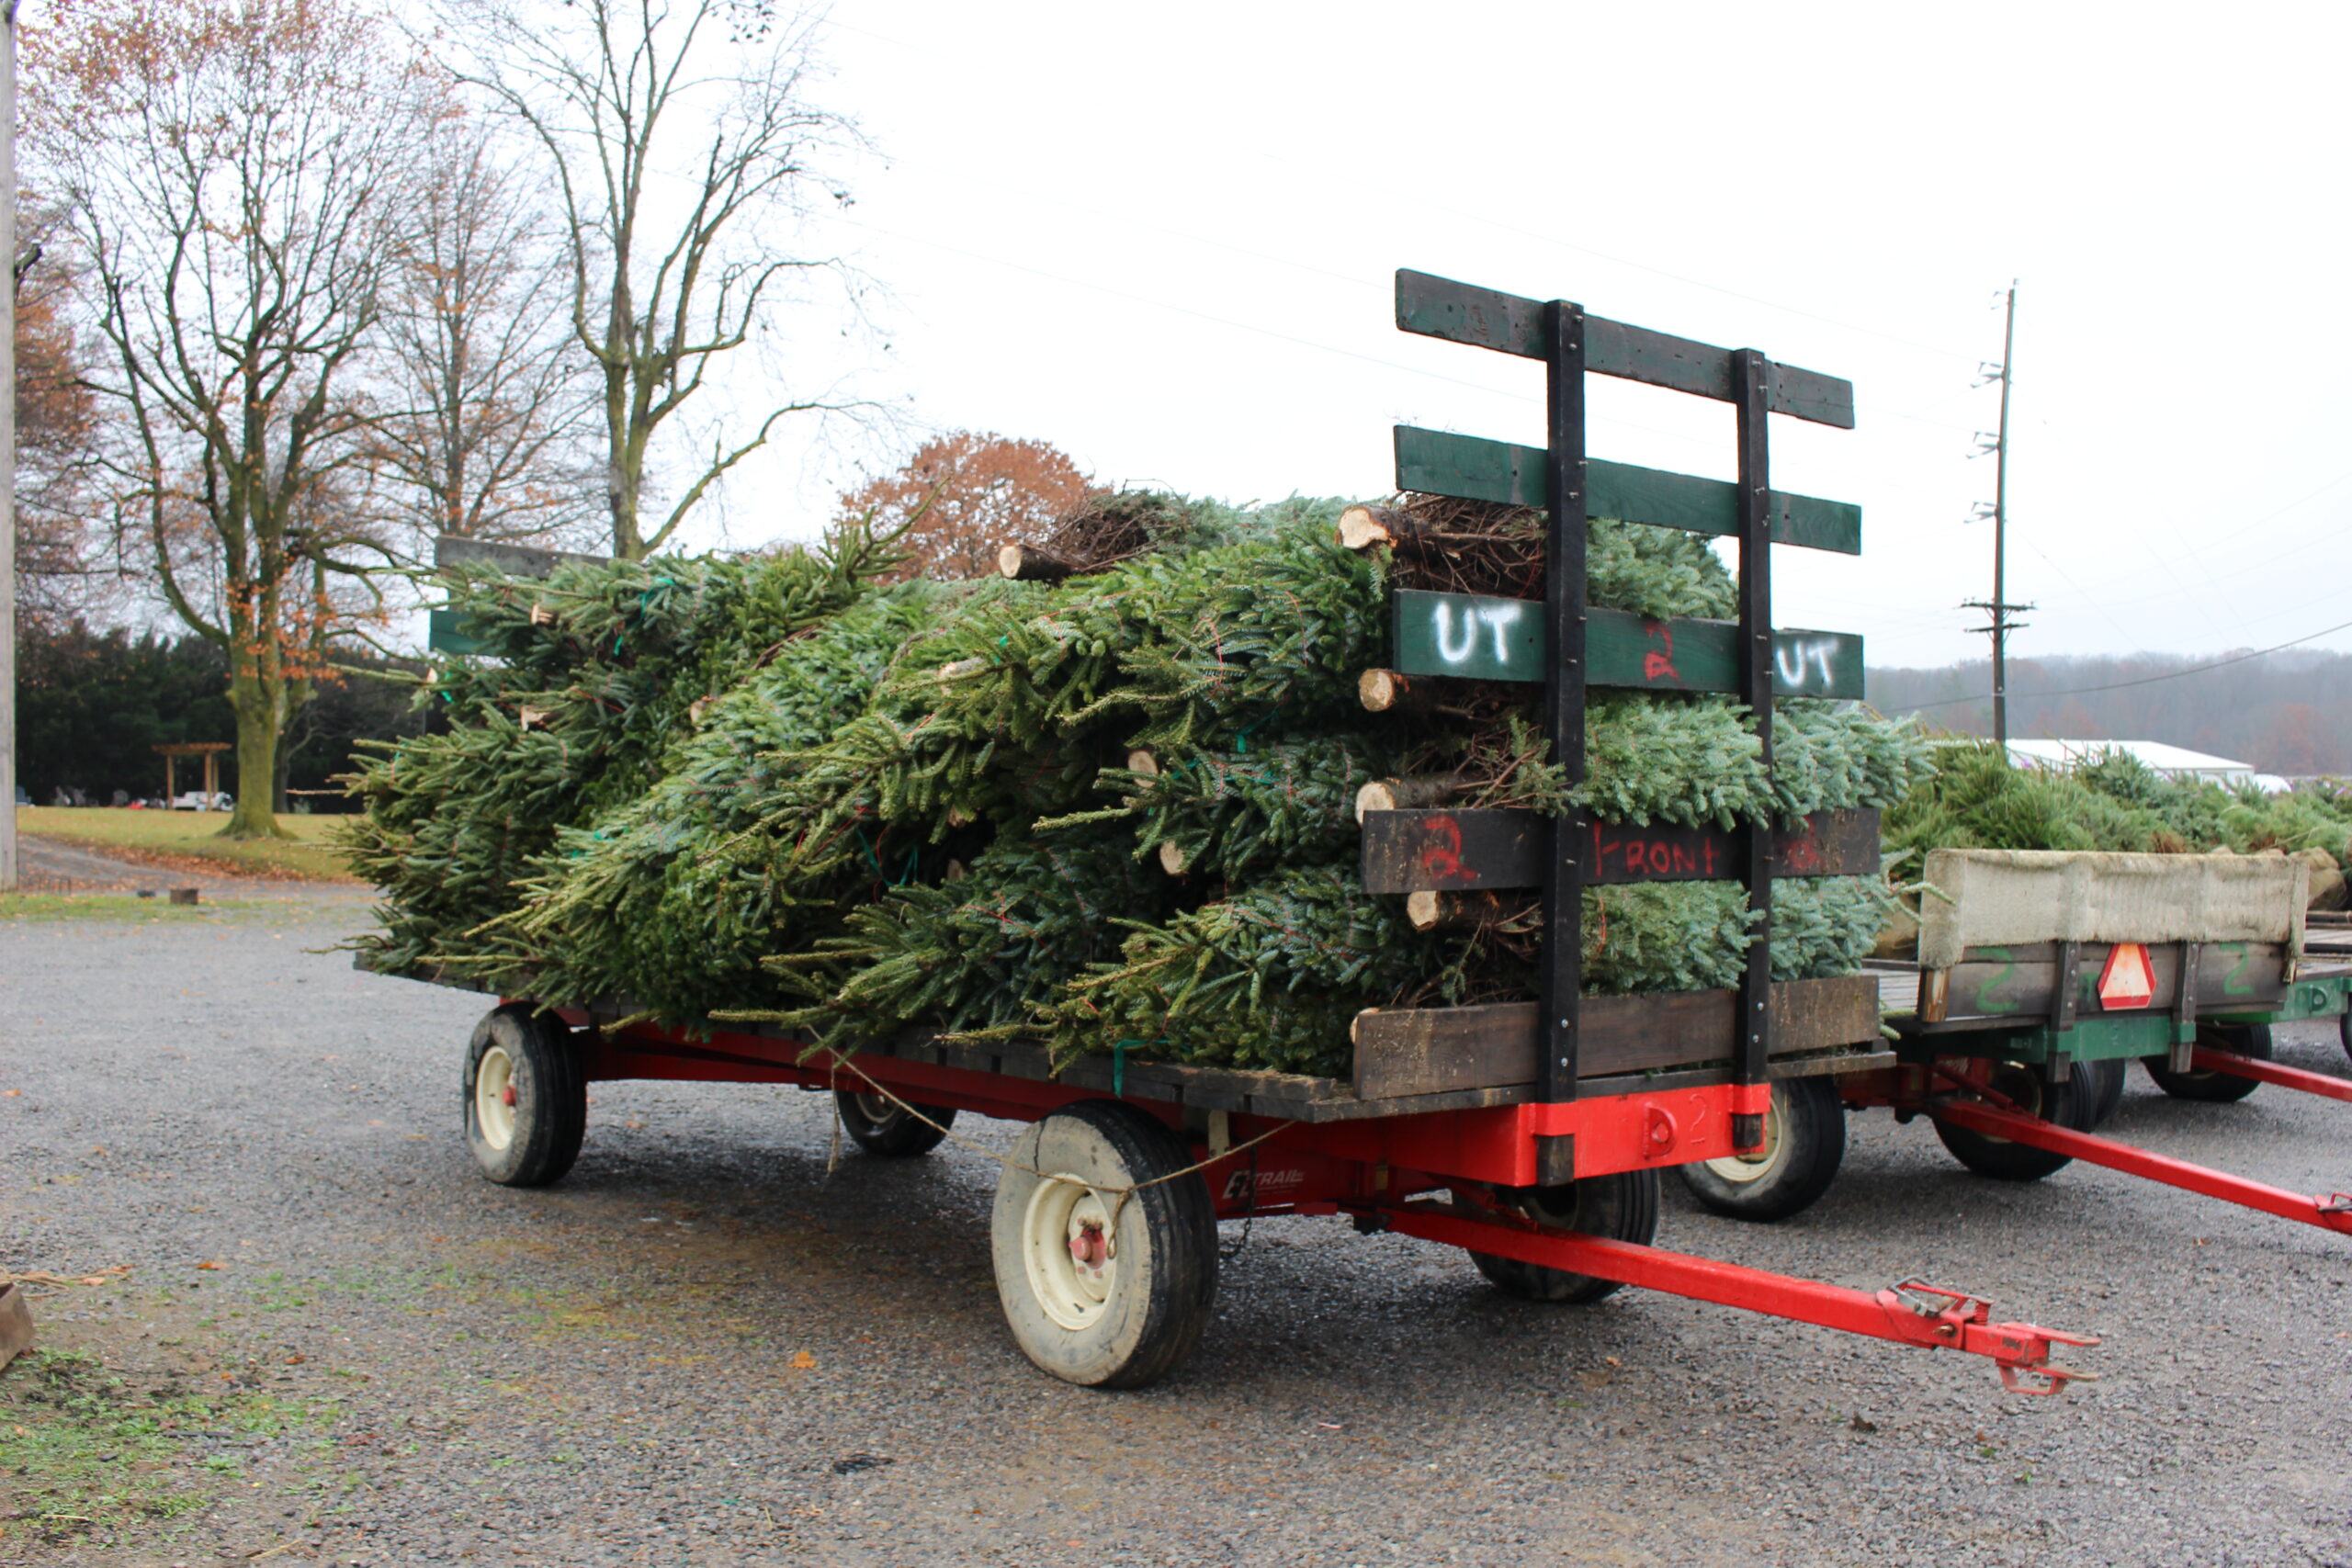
812, 1043, 1294, 1217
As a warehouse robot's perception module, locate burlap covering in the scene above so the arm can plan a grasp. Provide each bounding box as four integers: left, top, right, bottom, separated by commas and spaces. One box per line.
1917, 849, 2306, 972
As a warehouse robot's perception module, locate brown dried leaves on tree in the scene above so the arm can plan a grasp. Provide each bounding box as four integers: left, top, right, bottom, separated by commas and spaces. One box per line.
837, 431, 1094, 580
12, 202, 104, 627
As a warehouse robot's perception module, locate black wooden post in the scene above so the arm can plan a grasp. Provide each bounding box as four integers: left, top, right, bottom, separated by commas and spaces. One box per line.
1538, 300, 1590, 1106
1732, 348, 1773, 1148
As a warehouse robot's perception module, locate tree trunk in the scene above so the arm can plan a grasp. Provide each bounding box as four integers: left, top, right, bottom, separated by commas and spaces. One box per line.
222, 675, 289, 840
273, 729, 292, 816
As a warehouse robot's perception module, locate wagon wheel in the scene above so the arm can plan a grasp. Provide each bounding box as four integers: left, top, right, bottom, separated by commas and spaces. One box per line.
835, 1089, 956, 1157
2143, 1023, 2271, 1103
463, 1004, 586, 1188
989, 1101, 1218, 1389
2078, 1055, 2128, 1128
1931, 1059, 2090, 1181
1469, 1169, 1659, 1303
1676, 1075, 1847, 1222
2340, 1008, 2352, 1068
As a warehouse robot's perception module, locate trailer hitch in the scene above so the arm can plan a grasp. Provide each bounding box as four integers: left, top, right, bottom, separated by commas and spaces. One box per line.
1370, 1200, 2100, 1394
1877, 1281, 2098, 1396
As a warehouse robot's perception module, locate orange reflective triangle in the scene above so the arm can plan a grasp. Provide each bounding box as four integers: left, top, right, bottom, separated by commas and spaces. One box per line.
2097, 942, 2156, 1010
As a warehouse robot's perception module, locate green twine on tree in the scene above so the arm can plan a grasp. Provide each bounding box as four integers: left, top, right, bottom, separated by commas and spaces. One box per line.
1110, 1038, 1160, 1096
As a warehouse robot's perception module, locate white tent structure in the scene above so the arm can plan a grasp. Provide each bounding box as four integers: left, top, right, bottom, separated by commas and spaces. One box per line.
2003, 739, 2287, 793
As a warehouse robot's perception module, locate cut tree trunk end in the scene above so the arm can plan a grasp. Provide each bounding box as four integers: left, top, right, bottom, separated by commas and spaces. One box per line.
1354, 777, 1461, 820
1158, 841, 1189, 875
1358, 669, 1430, 717
1404, 889, 1538, 933
1336, 504, 1422, 553
1358, 668, 1402, 711
1125, 749, 1159, 777
997, 544, 1078, 582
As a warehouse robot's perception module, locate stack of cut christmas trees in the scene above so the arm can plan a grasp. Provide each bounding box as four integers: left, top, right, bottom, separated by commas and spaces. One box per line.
346, 491, 1930, 1078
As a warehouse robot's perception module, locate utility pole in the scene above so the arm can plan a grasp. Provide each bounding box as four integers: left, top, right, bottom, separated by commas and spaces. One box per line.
1, 2, 17, 892
1962, 280, 2031, 750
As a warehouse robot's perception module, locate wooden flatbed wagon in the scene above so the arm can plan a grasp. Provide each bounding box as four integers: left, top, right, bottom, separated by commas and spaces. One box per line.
1668, 849, 2352, 1236
392, 966, 2090, 1393
386, 272, 2098, 1393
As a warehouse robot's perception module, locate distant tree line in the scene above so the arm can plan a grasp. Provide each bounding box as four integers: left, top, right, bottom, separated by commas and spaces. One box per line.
17, 621, 424, 809
1868, 649, 2352, 774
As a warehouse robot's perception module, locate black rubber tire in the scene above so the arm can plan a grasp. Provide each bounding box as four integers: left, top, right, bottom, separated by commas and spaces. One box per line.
2078, 1055, 2128, 1129
989, 1101, 1218, 1389
1676, 1075, 1848, 1223
1470, 1168, 1661, 1303
835, 1089, 956, 1156
2144, 1023, 2272, 1103
1931, 1061, 2092, 1182
463, 1004, 586, 1188
2340, 1007, 2352, 1068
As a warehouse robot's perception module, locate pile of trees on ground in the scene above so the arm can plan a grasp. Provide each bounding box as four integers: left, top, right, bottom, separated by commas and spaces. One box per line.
347, 491, 1930, 1078
1886, 739, 2352, 907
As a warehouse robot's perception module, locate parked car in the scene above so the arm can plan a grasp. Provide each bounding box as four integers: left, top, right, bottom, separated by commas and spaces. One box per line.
171, 790, 232, 811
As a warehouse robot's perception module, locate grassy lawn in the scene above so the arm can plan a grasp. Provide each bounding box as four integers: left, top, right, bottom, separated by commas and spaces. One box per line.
0, 1346, 331, 1554
0, 893, 268, 921
16, 807, 356, 881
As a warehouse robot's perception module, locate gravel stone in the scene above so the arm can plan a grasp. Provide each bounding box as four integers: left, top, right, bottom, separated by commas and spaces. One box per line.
1, 891, 2348, 1565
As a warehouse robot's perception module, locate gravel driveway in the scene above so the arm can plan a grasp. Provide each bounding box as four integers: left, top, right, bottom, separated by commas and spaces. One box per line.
3, 891, 2348, 1567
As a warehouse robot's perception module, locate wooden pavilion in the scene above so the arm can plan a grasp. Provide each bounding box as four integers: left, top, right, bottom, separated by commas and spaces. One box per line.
153, 741, 231, 807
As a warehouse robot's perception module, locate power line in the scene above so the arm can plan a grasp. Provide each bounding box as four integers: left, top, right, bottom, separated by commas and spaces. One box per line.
834, 216, 1736, 458
1903, 615, 2352, 710
816, 14, 1985, 368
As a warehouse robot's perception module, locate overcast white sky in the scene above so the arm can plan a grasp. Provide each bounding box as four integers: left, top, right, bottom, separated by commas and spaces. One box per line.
664, 1, 2352, 671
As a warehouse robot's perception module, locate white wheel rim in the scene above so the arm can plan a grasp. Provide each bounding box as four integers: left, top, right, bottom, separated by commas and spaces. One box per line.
476, 1043, 518, 1152
853, 1092, 897, 1126
1022, 1175, 1117, 1331
1699, 1092, 1787, 1184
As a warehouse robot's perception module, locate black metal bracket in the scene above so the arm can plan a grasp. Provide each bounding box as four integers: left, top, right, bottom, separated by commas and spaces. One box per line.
1731, 349, 1775, 1146
2045, 940, 2083, 1082
1537, 300, 1589, 1106
2050, 940, 2083, 1033
1533, 1133, 1577, 1187
2170, 940, 2201, 1070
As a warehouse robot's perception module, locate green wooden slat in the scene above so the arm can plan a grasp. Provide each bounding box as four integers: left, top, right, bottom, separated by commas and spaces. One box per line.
428, 607, 492, 658
1588, 608, 1862, 698
1394, 425, 1545, 508
1388, 589, 1544, 682
1392, 427, 1861, 555
1763, 362, 1856, 431
1395, 270, 1547, 358
435, 535, 610, 579
1391, 591, 1864, 698
1591, 463, 1860, 556
1395, 270, 1857, 429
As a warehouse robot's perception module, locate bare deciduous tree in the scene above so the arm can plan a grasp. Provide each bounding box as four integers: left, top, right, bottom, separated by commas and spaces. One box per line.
35, 0, 427, 838
372, 115, 602, 548
12, 197, 107, 628
436, 0, 864, 560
